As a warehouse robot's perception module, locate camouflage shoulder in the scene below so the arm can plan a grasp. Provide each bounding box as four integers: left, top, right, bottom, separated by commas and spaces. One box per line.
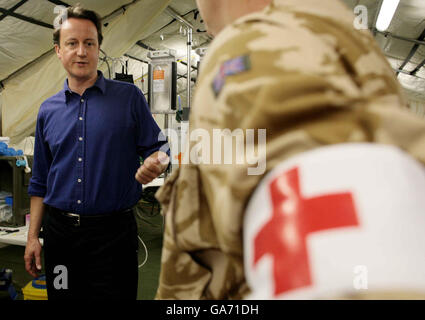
198, 20, 302, 99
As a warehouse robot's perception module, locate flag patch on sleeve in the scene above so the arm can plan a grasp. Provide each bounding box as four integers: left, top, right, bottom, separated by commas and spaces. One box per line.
212, 55, 251, 97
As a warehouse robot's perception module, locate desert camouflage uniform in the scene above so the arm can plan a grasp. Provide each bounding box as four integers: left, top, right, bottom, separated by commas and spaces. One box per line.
155, 0, 425, 299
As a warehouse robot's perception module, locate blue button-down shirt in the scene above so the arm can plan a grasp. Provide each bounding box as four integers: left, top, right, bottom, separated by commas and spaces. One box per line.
28, 71, 168, 215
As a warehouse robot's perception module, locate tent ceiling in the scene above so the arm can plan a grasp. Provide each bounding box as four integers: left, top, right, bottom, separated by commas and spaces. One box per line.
0, 0, 190, 83
125, 0, 207, 64
342, 0, 425, 100
0, 0, 424, 100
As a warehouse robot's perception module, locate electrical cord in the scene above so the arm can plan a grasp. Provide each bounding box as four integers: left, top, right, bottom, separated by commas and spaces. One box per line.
135, 204, 149, 269
138, 235, 148, 268
99, 49, 117, 79
135, 186, 162, 268
22, 155, 31, 173
99, 56, 111, 79
98, 52, 139, 83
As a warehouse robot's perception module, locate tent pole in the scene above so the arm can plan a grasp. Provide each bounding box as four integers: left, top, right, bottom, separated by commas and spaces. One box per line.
187, 27, 192, 110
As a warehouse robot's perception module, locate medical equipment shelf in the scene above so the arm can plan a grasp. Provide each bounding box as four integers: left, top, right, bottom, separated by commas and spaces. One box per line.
0, 156, 33, 227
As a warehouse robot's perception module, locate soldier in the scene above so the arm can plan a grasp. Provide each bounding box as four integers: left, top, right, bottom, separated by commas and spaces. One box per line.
155, 0, 425, 299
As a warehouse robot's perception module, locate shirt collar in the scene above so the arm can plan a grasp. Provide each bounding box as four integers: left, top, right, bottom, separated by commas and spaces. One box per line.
63, 70, 106, 100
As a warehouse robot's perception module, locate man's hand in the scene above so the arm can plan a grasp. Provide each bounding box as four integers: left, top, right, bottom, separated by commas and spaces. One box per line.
24, 237, 43, 277
135, 151, 169, 185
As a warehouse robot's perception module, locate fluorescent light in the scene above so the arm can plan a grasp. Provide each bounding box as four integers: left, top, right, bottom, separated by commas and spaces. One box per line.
376, 0, 400, 31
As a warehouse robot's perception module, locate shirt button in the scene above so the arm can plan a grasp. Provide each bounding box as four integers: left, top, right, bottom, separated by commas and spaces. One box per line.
79, 117, 83, 121
78, 179, 82, 183
79, 137, 83, 141
78, 158, 82, 162
77, 200, 81, 204
81, 99, 84, 103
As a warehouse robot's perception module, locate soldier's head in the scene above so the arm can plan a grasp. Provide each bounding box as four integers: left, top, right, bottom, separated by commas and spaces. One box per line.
196, 0, 272, 36
53, 5, 102, 82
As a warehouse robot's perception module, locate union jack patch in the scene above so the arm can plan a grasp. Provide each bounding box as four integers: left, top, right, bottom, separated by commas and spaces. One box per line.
212, 55, 251, 97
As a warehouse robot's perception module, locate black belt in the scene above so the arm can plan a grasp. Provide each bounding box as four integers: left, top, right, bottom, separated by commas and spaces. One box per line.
49, 207, 134, 227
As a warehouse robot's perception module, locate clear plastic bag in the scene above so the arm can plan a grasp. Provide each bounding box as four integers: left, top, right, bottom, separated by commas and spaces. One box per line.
0, 204, 12, 223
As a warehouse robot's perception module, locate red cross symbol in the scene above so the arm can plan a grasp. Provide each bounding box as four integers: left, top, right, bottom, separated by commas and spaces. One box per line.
253, 167, 358, 296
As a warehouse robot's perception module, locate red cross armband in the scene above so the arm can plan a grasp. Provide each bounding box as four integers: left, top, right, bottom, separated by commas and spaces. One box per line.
243, 143, 425, 299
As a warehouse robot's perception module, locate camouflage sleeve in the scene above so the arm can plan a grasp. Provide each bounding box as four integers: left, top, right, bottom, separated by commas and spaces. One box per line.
156, 160, 250, 299
155, 165, 218, 299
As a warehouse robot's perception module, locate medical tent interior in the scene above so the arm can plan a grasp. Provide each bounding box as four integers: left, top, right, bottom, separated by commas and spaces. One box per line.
0, 0, 424, 300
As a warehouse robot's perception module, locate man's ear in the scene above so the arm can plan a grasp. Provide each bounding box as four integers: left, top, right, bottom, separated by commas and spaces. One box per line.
54, 44, 61, 59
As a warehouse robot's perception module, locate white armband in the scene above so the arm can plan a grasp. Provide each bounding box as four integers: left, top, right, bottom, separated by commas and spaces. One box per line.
244, 143, 425, 299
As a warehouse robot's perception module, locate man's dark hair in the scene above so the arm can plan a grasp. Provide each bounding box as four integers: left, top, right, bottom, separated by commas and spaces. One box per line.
53, 5, 103, 46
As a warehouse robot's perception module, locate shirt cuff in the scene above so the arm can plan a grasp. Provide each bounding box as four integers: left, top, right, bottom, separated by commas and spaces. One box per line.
140, 142, 171, 160
28, 181, 47, 198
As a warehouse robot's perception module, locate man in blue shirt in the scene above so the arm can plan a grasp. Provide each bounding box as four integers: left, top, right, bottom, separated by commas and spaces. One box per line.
23, 5, 169, 299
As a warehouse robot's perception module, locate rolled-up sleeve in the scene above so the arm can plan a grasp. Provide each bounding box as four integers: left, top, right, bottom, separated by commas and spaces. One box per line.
28, 107, 52, 197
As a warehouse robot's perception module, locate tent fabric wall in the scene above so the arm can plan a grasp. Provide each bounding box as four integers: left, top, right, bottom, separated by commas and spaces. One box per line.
2, 51, 64, 144
0, 92, 2, 134
1, 0, 171, 144
0, 0, 135, 82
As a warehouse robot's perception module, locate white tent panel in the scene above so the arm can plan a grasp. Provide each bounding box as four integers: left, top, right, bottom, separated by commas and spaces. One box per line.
1, 0, 22, 10
0, 0, 141, 80
13, 1, 57, 24
65, 0, 132, 17
2, 0, 172, 143
100, 0, 171, 58
2, 51, 63, 143
168, 0, 197, 15
0, 17, 53, 80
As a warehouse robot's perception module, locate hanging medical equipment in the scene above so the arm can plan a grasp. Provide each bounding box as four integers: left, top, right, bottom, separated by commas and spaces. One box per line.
147, 50, 177, 114
115, 60, 134, 84
195, 47, 208, 78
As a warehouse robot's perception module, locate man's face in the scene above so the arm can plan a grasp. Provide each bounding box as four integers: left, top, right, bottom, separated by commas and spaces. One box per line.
55, 17, 99, 81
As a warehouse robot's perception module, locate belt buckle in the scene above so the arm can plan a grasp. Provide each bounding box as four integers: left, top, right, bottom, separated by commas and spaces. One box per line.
67, 213, 80, 227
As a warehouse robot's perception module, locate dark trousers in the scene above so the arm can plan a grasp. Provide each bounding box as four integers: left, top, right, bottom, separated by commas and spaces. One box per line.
42, 207, 139, 300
